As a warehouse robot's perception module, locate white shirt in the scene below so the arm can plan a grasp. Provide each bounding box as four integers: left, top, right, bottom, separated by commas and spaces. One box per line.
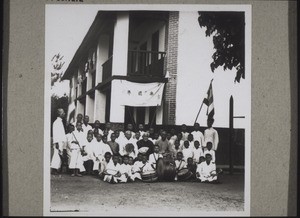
52, 117, 66, 144
204, 150, 216, 163
82, 123, 93, 135
99, 141, 113, 156
175, 159, 187, 171
105, 160, 121, 175
193, 148, 205, 163
191, 131, 205, 147
119, 137, 138, 156
106, 129, 114, 141
83, 139, 97, 160
65, 133, 73, 150
204, 127, 219, 150
182, 148, 194, 162
181, 131, 189, 141
132, 161, 144, 173
148, 153, 163, 165
119, 163, 132, 176
92, 141, 104, 160
71, 129, 86, 148
196, 161, 216, 177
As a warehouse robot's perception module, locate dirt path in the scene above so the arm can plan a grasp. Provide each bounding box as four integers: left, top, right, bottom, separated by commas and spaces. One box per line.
50, 173, 244, 215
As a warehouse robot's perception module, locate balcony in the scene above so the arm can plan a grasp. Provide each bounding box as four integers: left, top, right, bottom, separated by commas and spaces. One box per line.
100, 50, 166, 88
127, 50, 166, 77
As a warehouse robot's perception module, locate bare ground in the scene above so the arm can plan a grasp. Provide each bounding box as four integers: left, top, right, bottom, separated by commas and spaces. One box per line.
50, 172, 244, 216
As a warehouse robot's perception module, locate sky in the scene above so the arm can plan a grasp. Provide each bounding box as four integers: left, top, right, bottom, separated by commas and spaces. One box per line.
45, 4, 251, 128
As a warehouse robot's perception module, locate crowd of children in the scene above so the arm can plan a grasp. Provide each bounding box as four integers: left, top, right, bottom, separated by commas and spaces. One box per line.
51, 111, 221, 184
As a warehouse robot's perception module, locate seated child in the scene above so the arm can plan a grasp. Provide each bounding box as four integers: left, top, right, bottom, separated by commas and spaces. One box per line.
192, 140, 204, 164
103, 154, 122, 184
128, 156, 134, 166
140, 154, 157, 182
99, 152, 112, 179
148, 145, 163, 170
118, 155, 133, 183
131, 154, 144, 181
174, 152, 187, 181
118, 156, 123, 165
82, 133, 96, 175
196, 153, 217, 183
203, 142, 216, 163
182, 140, 194, 163
186, 157, 197, 180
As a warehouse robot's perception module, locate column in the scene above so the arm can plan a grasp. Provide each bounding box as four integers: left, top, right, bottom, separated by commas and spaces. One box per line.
110, 12, 129, 122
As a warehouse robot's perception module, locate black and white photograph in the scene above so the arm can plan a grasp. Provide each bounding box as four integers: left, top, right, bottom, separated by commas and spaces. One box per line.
44, 4, 251, 216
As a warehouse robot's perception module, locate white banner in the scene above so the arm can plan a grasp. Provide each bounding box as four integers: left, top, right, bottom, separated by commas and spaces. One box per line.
115, 80, 165, 107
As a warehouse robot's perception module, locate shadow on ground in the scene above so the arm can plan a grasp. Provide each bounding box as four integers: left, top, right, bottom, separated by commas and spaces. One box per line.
50, 172, 244, 215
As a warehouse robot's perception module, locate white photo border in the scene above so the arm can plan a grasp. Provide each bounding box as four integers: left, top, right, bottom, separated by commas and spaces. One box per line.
44, 4, 251, 216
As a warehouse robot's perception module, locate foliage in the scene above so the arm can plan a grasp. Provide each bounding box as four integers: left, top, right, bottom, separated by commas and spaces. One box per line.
198, 12, 245, 83
51, 53, 65, 86
50, 53, 68, 135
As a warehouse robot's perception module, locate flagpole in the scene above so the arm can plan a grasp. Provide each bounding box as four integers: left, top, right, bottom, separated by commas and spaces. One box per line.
194, 79, 214, 124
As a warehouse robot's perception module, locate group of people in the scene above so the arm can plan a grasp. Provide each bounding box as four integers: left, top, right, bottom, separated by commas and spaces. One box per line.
51, 109, 220, 184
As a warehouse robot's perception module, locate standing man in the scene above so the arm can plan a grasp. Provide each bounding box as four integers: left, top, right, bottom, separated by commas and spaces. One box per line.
204, 118, 219, 151
82, 115, 93, 136
51, 108, 67, 175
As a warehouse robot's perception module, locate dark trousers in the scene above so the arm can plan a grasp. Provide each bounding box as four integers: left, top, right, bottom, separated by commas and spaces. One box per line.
84, 160, 94, 174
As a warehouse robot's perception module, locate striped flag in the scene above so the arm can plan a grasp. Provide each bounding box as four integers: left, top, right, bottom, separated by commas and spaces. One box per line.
203, 81, 215, 119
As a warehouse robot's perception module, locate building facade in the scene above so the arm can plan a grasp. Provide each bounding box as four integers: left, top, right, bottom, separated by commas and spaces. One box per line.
63, 11, 180, 127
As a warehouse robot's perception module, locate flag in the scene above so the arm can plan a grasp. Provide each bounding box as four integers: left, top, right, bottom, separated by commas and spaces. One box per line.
203, 81, 215, 118
115, 80, 165, 107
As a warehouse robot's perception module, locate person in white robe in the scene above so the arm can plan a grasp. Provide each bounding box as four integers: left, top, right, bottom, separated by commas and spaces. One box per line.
99, 152, 112, 178
82, 115, 93, 136
174, 152, 187, 181
103, 155, 122, 184
196, 153, 217, 182
68, 122, 86, 176
181, 124, 189, 141
203, 142, 216, 163
204, 118, 219, 151
117, 155, 133, 183
193, 141, 205, 164
181, 141, 194, 163
51, 109, 67, 174
119, 131, 138, 158
191, 123, 205, 148
148, 145, 163, 170
65, 124, 75, 166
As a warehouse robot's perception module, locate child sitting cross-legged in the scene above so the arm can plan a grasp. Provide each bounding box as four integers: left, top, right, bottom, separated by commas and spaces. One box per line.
103, 154, 122, 184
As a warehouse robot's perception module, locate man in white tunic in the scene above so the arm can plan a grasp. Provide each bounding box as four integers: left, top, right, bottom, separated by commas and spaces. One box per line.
51, 108, 67, 174
204, 118, 219, 151
119, 131, 138, 157
82, 115, 93, 136
191, 123, 205, 148
68, 122, 86, 176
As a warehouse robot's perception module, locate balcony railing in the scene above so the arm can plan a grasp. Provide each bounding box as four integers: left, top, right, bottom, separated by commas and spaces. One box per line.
102, 56, 113, 82
127, 50, 166, 77
100, 50, 165, 82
